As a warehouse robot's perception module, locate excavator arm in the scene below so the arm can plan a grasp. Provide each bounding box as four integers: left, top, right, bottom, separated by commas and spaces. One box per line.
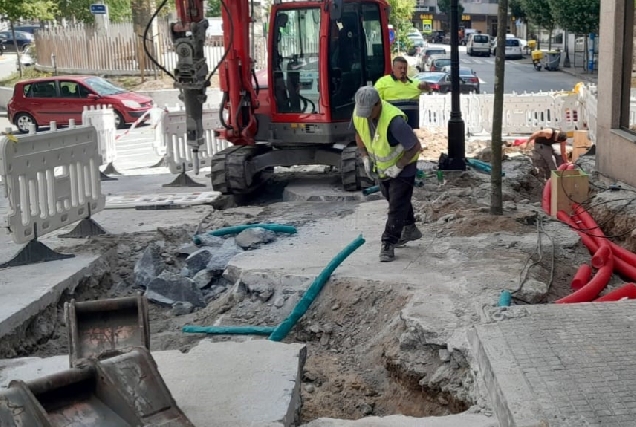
170, 0, 258, 176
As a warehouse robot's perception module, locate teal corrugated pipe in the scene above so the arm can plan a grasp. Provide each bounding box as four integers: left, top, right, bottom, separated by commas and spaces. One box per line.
268, 234, 366, 342
498, 290, 512, 307
182, 325, 276, 335
193, 223, 297, 244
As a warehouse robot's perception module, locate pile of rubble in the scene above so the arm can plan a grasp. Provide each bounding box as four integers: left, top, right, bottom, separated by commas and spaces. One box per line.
132, 227, 283, 315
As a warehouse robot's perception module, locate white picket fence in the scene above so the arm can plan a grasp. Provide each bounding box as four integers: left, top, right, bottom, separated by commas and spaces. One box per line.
0, 122, 105, 244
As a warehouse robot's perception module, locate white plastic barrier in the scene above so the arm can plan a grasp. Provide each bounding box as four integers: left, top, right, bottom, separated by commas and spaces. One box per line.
82, 105, 117, 165
577, 84, 598, 143
419, 91, 571, 135
160, 104, 230, 174
0, 122, 106, 244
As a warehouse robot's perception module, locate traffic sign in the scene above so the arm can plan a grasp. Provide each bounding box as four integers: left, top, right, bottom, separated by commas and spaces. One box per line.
388, 27, 395, 44
90, 4, 108, 14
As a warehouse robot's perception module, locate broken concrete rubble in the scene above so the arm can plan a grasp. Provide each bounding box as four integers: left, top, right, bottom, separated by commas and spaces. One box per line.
235, 227, 277, 250
146, 270, 206, 308
134, 242, 165, 287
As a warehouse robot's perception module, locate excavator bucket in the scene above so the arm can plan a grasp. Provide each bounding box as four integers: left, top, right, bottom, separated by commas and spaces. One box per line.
0, 347, 195, 427
65, 294, 150, 367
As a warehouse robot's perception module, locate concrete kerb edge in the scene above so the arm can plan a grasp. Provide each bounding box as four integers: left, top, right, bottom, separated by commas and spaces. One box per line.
283, 344, 307, 426
0, 248, 118, 341
467, 325, 549, 427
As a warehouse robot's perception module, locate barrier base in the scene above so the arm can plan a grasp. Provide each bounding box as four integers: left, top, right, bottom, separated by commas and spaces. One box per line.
150, 156, 168, 168
0, 240, 75, 268
162, 171, 206, 188
59, 218, 107, 239
100, 170, 118, 181
103, 162, 122, 176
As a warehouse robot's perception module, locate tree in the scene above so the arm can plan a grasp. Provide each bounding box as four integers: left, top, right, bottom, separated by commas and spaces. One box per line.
386, 0, 414, 51
206, 0, 220, 17
490, 0, 507, 216
509, 0, 526, 22
548, 0, 600, 35
436, 0, 464, 21
57, 0, 132, 23
0, 0, 57, 76
519, 0, 556, 49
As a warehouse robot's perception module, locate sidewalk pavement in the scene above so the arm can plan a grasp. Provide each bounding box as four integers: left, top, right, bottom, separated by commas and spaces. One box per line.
518, 55, 598, 84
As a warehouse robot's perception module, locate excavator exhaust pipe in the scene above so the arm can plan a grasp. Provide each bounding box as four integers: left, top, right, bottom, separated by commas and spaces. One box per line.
65, 294, 151, 367
0, 346, 195, 427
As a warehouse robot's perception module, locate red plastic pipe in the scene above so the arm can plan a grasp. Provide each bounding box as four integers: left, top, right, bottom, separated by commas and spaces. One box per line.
571, 264, 592, 290
592, 245, 612, 269
595, 283, 636, 302
556, 245, 614, 304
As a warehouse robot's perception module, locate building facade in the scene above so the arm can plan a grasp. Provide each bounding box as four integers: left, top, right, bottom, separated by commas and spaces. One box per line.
412, 0, 512, 38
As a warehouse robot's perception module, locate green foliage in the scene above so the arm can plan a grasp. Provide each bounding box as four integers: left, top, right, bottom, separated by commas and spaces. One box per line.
548, 0, 600, 34
0, 0, 57, 21
436, 0, 464, 20
386, 0, 414, 50
56, 0, 132, 23
206, 0, 220, 17
519, 0, 556, 30
509, 0, 526, 21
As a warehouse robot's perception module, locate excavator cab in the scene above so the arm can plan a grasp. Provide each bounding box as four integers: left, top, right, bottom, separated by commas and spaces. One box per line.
210, 0, 392, 195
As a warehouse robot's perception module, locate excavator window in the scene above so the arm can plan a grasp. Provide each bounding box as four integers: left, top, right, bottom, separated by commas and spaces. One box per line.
272, 8, 321, 114
329, 2, 386, 121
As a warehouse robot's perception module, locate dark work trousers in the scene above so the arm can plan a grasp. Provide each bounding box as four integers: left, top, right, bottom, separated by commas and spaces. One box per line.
379, 175, 416, 245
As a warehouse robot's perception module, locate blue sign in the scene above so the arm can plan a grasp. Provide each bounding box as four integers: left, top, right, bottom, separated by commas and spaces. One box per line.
90, 4, 107, 14
389, 28, 395, 44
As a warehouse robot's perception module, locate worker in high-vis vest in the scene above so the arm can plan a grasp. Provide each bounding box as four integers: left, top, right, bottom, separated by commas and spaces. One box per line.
374, 56, 431, 129
353, 86, 423, 263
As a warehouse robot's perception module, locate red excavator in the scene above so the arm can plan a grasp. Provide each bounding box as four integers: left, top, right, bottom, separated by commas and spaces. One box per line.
153, 0, 392, 195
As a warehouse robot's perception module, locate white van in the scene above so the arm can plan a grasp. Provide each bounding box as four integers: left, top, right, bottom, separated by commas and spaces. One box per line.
466, 33, 491, 57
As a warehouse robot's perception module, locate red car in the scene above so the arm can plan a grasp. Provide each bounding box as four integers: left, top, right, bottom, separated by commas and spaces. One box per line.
8, 75, 154, 133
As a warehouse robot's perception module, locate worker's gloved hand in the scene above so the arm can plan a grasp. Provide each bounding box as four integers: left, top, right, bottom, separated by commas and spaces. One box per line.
362, 156, 373, 179
384, 165, 402, 179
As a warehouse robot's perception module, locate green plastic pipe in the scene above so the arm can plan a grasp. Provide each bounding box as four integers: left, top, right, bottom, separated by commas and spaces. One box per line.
193, 223, 297, 244
182, 325, 276, 335
268, 234, 366, 342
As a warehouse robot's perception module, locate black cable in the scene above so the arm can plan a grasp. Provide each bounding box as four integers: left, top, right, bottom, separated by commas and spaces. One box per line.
143, 0, 175, 80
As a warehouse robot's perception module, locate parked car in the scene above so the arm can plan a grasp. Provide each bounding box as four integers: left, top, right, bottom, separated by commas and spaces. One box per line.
407, 35, 426, 56
428, 55, 451, 72
492, 38, 523, 59
418, 48, 446, 71
413, 71, 479, 94
18, 46, 35, 67
428, 30, 445, 44
466, 33, 491, 57
8, 75, 154, 133
0, 30, 33, 52
440, 66, 480, 93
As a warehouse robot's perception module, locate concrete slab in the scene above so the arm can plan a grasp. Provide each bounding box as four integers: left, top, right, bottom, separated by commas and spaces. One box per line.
282, 175, 365, 202
0, 253, 111, 339
0, 339, 307, 427
301, 413, 499, 427
226, 200, 580, 353
100, 173, 211, 196
470, 301, 636, 427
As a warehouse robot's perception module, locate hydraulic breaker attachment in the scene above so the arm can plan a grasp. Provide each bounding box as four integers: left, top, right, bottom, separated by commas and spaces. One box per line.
0, 347, 195, 427
65, 294, 150, 368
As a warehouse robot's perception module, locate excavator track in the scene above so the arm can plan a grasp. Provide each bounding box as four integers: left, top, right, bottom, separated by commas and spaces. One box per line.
210, 145, 270, 195
341, 145, 374, 191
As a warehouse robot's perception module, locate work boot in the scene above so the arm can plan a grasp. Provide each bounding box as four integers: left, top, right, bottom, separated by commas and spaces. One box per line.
380, 243, 395, 262
397, 224, 423, 247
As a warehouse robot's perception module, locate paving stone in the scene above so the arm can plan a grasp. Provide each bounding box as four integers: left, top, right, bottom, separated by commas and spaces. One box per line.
471, 300, 636, 427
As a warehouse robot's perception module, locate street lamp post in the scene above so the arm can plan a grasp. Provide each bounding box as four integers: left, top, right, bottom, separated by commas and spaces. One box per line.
439, 0, 466, 171
563, 29, 571, 68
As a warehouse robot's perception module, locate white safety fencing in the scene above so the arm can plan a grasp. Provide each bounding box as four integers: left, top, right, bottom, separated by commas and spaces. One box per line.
0, 122, 105, 244
419, 91, 581, 136
82, 105, 117, 166
576, 84, 598, 143
156, 104, 230, 174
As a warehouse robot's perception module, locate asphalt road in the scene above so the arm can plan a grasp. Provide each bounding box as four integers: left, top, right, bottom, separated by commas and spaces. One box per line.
407, 43, 582, 95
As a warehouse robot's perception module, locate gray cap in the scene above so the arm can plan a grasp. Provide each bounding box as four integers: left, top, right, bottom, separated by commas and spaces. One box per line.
354, 86, 380, 118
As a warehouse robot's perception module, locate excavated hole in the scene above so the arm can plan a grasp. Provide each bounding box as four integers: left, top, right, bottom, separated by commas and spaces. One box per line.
287, 279, 471, 422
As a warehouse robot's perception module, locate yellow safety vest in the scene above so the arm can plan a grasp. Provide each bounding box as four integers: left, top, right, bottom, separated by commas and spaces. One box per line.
353, 101, 419, 178
374, 75, 422, 129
